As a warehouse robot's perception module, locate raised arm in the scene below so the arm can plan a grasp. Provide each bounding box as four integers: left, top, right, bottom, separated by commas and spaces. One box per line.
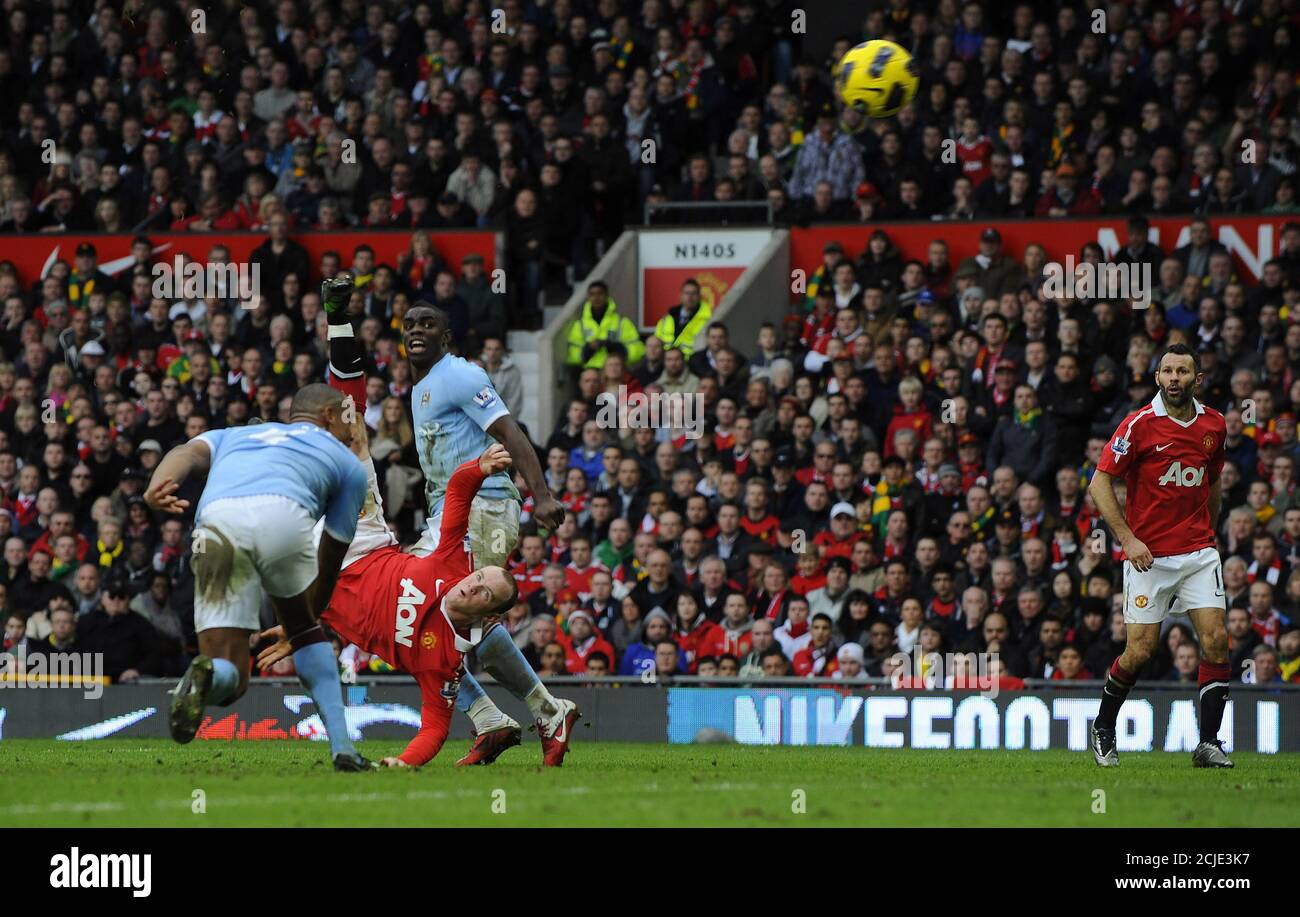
433, 445, 512, 566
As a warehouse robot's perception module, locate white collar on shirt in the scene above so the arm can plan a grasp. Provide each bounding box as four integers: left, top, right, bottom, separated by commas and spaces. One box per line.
1150, 391, 1204, 428
441, 597, 482, 653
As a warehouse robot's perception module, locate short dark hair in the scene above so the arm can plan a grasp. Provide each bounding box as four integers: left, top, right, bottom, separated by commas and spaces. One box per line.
487, 574, 520, 618
289, 383, 344, 420
1158, 342, 1200, 374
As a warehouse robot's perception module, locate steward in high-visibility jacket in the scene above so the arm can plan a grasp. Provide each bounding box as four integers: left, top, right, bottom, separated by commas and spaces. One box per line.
565, 285, 645, 369
653, 297, 712, 358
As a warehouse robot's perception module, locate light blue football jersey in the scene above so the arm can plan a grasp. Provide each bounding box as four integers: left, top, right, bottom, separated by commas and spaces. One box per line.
411, 355, 519, 516
195, 423, 368, 542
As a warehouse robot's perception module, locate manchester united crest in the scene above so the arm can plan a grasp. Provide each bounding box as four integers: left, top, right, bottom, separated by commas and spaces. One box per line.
1134, 595, 1149, 608
1202, 434, 1214, 451
421, 631, 437, 649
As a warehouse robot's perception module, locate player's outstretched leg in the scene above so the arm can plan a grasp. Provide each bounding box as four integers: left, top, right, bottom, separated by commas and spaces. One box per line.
455, 670, 522, 766
170, 629, 249, 743
274, 591, 374, 771
473, 625, 579, 767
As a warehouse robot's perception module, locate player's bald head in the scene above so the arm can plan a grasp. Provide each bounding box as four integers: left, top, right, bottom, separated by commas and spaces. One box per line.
290, 382, 344, 420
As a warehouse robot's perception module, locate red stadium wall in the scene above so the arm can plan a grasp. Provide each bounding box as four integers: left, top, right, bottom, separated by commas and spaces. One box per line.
791, 215, 1294, 288
0, 230, 499, 288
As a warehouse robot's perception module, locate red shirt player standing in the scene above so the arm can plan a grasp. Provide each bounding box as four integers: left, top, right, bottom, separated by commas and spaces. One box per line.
1087, 344, 1233, 769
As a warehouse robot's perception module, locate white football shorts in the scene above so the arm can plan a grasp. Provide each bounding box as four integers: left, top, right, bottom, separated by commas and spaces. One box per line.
410, 495, 521, 568
1122, 546, 1225, 625
193, 495, 318, 632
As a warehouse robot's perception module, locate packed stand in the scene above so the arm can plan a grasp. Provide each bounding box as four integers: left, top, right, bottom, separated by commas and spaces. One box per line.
0, 1, 1299, 688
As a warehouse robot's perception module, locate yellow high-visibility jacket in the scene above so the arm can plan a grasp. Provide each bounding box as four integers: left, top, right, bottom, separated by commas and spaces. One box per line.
565, 299, 645, 368
653, 300, 712, 357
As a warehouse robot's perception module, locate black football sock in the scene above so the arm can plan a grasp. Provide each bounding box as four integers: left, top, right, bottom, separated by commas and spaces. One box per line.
1198, 660, 1231, 743
1094, 658, 1136, 731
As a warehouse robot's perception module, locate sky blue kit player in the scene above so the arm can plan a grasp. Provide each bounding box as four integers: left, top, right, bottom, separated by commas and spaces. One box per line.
150, 383, 375, 771
411, 353, 520, 520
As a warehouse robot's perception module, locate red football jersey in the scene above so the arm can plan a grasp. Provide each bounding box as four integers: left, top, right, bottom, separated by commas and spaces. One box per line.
322, 459, 486, 765
511, 560, 545, 597
740, 512, 780, 543
1095, 395, 1226, 558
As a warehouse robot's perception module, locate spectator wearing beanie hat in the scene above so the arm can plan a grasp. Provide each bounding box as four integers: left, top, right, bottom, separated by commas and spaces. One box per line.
619, 608, 675, 678
557, 608, 616, 675
833, 642, 868, 680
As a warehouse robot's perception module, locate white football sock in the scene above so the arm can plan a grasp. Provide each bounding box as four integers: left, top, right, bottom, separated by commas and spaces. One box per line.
525, 683, 560, 721
466, 695, 512, 732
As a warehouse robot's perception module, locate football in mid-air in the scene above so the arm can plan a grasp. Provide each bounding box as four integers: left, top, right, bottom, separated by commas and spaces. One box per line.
836, 39, 919, 119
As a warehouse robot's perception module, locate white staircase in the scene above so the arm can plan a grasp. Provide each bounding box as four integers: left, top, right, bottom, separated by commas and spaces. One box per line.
506, 328, 543, 441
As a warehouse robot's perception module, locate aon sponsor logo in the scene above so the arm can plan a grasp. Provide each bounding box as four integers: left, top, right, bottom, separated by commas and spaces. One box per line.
394, 577, 427, 647
1157, 462, 1206, 487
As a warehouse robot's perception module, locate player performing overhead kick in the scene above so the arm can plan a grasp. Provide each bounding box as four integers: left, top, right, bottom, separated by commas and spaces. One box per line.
1088, 342, 1233, 768
320, 274, 577, 766
258, 435, 519, 767
145, 384, 373, 772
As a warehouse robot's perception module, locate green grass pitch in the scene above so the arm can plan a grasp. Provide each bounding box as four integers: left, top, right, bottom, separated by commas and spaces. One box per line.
1, 739, 1296, 827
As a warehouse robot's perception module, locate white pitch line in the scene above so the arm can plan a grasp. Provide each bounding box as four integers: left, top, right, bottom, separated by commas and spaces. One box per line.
0, 781, 786, 817
0, 800, 126, 815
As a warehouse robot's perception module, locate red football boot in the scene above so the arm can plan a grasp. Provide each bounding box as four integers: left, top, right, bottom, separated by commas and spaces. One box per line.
538, 699, 580, 767
455, 723, 522, 766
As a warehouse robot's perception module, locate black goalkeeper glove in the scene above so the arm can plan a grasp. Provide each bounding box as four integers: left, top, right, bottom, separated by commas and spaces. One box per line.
322, 273, 355, 324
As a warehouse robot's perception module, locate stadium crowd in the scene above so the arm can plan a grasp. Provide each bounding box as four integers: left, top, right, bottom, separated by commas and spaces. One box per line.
1, 1, 1299, 689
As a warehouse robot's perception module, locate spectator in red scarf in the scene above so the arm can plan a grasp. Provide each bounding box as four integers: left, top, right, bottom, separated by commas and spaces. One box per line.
558, 609, 616, 675
792, 613, 839, 677
719, 593, 754, 658
672, 591, 725, 673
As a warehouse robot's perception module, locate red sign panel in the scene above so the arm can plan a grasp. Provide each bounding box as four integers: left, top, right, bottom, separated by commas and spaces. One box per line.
0, 229, 498, 287
791, 215, 1293, 291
